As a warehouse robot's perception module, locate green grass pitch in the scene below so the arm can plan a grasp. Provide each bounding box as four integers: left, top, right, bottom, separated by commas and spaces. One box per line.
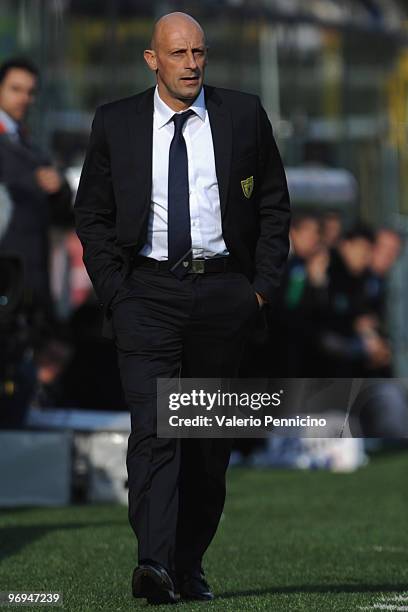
1, 451, 407, 611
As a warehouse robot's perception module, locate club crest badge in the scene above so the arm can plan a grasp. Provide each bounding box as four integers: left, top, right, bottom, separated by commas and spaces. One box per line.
241, 176, 254, 199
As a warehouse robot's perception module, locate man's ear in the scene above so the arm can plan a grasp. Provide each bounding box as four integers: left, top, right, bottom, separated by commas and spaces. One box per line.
143, 49, 157, 72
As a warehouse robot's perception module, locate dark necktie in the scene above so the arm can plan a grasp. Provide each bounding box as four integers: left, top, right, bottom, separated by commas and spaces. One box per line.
167, 109, 194, 278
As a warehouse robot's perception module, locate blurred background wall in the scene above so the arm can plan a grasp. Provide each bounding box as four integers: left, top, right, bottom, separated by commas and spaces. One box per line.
2, 0, 408, 371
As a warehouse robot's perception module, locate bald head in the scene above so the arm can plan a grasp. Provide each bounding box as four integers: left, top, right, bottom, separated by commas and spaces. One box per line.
151, 12, 206, 50
144, 12, 207, 111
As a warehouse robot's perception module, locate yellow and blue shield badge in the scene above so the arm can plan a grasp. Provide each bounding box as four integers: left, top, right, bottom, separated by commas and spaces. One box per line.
241, 176, 254, 199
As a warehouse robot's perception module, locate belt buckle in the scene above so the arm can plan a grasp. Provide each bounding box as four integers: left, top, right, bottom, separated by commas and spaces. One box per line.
191, 260, 205, 274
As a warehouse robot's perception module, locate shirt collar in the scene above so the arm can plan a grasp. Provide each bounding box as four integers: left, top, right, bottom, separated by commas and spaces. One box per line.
154, 85, 206, 129
0, 109, 19, 134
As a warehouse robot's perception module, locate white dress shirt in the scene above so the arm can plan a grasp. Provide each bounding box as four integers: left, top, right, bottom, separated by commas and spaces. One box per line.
138, 86, 228, 260
0, 109, 19, 143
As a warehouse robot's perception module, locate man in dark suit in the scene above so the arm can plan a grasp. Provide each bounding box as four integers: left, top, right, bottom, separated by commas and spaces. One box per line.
74, 12, 290, 605
0, 58, 72, 319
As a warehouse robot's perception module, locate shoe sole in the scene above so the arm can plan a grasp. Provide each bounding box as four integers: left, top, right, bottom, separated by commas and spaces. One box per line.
180, 592, 214, 601
132, 568, 179, 604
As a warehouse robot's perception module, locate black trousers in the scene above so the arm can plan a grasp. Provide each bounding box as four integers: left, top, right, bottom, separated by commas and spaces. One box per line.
110, 264, 259, 576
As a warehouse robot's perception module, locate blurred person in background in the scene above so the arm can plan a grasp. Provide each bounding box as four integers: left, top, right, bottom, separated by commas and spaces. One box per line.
354, 228, 404, 377
356, 228, 408, 436
269, 211, 326, 376
321, 210, 343, 249
290, 211, 321, 261
0, 57, 73, 427
366, 227, 403, 326
286, 222, 408, 436
0, 57, 73, 331
274, 223, 391, 377
313, 225, 391, 377
268, 218, 407, 434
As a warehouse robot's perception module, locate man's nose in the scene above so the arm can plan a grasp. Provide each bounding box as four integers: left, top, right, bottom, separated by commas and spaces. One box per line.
185, 50, 198, 70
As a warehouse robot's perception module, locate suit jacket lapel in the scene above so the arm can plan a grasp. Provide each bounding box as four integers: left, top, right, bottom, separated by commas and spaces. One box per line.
205, 85, 232, 219
127, 86, 154, 206
116, 87, 154, 247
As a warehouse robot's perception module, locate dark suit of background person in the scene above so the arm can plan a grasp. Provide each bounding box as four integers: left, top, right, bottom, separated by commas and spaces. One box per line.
0, 128, 72, 312
74, 83, 290, 596
0, 60, 73, 334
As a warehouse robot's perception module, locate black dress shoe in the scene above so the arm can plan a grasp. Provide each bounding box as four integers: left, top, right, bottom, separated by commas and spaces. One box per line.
132, 560, 180, 605
177, 568, 214, 601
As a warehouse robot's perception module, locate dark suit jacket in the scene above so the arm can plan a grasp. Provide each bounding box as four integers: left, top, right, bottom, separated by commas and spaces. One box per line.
0, 132, 72, 302
74, 85, 290, 339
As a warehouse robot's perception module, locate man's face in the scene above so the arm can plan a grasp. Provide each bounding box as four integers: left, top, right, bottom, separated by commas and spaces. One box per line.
144, 19, 207, 109
342, 238, 373, 276
372, 231, 402, 275
0, 68, 37, 122
290, 219, 321, 259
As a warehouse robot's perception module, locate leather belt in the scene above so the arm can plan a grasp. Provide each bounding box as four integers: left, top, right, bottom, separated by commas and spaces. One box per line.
133, 255, 241, 274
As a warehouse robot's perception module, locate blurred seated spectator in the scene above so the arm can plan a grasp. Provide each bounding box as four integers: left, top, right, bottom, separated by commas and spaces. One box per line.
314, 225, 390, 376
268, 211, 325, 376
272, 221, 408, 436
365, 227, 403, 328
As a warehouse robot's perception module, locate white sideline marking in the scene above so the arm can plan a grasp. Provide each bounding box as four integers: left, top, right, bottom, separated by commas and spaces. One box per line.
356, 546, 407, 554
372, 546, 407, 554
389, 598, 408, 603
360, 605, 408, 611
360, 594, 408, 611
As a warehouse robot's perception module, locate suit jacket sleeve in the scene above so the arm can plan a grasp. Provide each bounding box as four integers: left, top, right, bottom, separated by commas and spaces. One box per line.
74, 106, 124, 309
252, 98, 290, 302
